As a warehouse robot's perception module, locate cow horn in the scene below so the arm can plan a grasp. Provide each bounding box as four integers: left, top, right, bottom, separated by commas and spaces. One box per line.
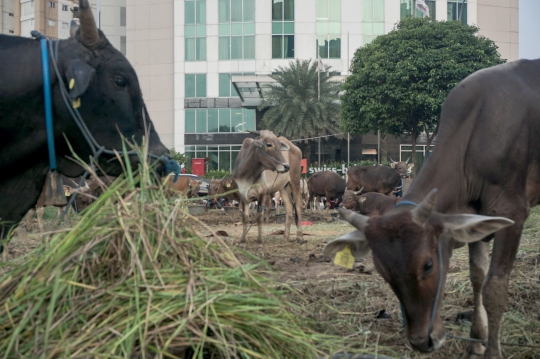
405, 157, 411, 164
354, 187, 364, 196
78, 0, 100, 47
338, 207, 369, 230
411, 189, 438, 226
247, 130, 261, 136
389, 157, 397, 164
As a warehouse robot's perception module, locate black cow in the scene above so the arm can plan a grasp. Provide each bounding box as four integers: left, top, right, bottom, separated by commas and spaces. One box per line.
324, 59, 540, 357
345, 165, 400, 195
0, 0, 170, 250
307, 171, 346, 212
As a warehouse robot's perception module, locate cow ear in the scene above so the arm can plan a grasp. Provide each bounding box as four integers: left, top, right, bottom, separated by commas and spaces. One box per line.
323, 230, 371, 260
408, 163, 415, 169
442, 214, 514, 243
358, 196, 367, 203
279, 141, 290, 151
390, 163, 396, 169
64, 59, 95, 100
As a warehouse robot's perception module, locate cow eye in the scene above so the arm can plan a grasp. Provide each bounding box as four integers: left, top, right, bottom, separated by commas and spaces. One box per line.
114, 76, 127, 87
424, 259, 433, 274
266, 143, 272, 147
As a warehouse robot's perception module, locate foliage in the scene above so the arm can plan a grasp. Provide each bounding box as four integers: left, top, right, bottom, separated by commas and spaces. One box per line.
259, 59, 343, 142
203, 169, 231, 180
340, 17, 505, 171
169, 148, 188, 166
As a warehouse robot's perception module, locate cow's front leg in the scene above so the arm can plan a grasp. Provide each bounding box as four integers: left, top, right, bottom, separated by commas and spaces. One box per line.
461, 241, 490, 359
483, 220, 524, 359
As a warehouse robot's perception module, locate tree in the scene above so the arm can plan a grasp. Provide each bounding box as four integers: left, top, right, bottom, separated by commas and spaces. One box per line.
340, 17, 505, 173
259, 59, 343, 160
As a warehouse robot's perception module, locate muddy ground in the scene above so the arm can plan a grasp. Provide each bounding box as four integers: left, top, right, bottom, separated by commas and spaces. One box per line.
6, 206, 540, 358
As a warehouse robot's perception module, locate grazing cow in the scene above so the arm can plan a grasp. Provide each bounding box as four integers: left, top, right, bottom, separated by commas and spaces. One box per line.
164, 175, 202, 198
232, 130, 303, 244
345, 165, 401, 195
307, 171, 346, 213
0, 0, 171, 250
323, 59, 540, 358
341, 190, 399, 217
26, 176, 94, 232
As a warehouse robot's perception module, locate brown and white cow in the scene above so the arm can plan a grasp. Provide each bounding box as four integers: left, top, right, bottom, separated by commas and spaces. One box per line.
323, 59, 540, 358
307, 171, 346, 213
163, 175, 202, 198
341, 190, 400, 217
232, 130, 303, 244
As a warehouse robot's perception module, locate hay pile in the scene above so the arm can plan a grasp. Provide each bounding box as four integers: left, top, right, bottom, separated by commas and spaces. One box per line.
0, 166, 339, 358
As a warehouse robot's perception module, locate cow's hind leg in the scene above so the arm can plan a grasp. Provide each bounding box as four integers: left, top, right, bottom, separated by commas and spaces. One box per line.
482, 213, 525, 359
461, 241, 490, 359
239, 202, 249, 244
280, 188, 293, 241
36, 207, 45, 233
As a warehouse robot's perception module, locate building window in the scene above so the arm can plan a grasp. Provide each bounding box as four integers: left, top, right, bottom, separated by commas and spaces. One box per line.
9, 30, 14, 33
400, 0, 436, 19
120, 7, 126, 27
185, 74, 207, 98
218, 0, 255, 60
48, 20, 56, 26
447, 0, 467, 24
272, 0, 294, 59
49, 1, 55, 8
185, 145, 243, 172
362, 0, 384, 45
120, 36, 126, 55
8, 12, 14, 16
31, 0, 34, 7
185, 0, 207, 61
62, 22, 68, 29
62, 4, 68, 11
218, 72, 255, 97
316, 0, 340, 58
185, 108, 255, 134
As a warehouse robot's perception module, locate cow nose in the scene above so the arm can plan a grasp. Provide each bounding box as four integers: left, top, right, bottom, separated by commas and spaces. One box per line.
408, 335, 437, 353
283, 163, 290, 171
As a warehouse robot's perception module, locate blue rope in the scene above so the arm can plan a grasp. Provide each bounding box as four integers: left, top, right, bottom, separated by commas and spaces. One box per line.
39, 37, 57, 171
393, 200, 418, 208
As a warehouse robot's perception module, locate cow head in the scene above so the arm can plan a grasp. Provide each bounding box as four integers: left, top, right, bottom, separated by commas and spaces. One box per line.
323, 189, 514, 353
390, 157, 414, 178
53, 0, 169, 176
208, 179, 221, 198
232, 130, 290, 181
341, 188, 363, 210
188, 179, 203, 198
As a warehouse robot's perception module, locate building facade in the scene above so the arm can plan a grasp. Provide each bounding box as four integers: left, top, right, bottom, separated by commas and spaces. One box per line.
126, 0, 519, 171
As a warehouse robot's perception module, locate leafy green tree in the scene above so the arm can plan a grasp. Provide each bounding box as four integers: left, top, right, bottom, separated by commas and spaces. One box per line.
259, 59, 343, 159
340, 17, 505, 173
170, 148, 188, 166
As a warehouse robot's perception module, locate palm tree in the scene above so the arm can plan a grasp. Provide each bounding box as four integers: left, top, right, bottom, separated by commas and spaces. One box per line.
258, 59, 343, 161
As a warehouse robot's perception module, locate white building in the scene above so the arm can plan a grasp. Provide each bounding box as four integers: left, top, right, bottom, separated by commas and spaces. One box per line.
0, 0, 15, 34
129, 0, 519, 170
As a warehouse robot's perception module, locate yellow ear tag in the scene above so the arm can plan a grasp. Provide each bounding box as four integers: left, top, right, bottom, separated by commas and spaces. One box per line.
333, 245, 355, 269
226, 183, 231, 188
65, 190, 71, 197
69, 78, 75, 90
72, 98, 81, 109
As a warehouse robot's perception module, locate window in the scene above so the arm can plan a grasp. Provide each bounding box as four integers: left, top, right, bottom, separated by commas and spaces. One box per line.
362, 0, 384, 45
447, 0, 467, 24
62, 22, 68, 29
49, 2, 55, 8
9, 30, 14, 33
185, 108, 255, 134
48, 20, 56, 26
316, 0, 340, 58
62, 4, 68, 11
31, 0, 34, 7
218, 0, 255, 60
8, 12, 14, 16
185, 0, 207, 61
272, 0, 294, 59
219, 72, 255, 97
185, 145, 243, 172
120, 36, 126, 55
185, 74, 207, 98
400, 0, 436, 19
120, 7, 126, 27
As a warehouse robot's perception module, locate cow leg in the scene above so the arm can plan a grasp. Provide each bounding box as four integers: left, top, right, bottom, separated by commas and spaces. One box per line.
256, 194, 266, 244
462, 240, 490, 359
239, 201, 249, 244
280, 188, 293, 241
289, 181, 304, 241
36, 207, 45, 233
482, 217, 525, 359
26, 208, 36, 231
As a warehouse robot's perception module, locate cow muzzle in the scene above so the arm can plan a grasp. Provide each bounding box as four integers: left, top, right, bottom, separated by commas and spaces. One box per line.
408, 331, 445, 353
276, 163, 290, 173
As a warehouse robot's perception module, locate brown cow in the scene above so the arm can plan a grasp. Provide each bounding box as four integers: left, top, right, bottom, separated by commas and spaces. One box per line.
163, 175, 202, 198
274, 178, 308, 213
208, 177, 241, 206
323, 59, 540, 358
345, 165, 401, 195
341, 190, 400, 217
307, 171, 346, 213
232, 130, 303, 244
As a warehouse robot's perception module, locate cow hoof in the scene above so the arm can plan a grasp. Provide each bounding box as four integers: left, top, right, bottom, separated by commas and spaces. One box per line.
460, 345, 486, 359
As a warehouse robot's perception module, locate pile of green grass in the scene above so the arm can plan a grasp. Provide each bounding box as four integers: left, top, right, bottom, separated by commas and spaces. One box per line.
0, 159, 342, 358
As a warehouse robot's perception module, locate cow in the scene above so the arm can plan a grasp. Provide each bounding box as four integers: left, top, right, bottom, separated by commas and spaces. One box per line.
341, 190, 400, 217
26, 176, 95, 232
164, 175, 202, 198
345, 165, 401, 195
389, 157, 414, 178
322, 59, 540, 358
232, 130, 303, 244
0, 0, 171, 251
307, 171, 346, 213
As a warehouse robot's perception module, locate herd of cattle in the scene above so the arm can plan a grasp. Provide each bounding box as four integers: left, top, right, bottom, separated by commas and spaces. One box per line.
1, 1, 539, 357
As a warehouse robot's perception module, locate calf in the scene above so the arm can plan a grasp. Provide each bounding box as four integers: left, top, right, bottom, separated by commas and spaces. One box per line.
341, 190, 400, 216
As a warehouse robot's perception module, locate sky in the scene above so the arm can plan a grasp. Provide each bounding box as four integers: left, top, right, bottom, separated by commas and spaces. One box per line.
519, 0, 540, 59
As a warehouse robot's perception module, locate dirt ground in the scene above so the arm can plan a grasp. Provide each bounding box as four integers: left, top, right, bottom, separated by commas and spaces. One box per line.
6, 206, 540, 358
